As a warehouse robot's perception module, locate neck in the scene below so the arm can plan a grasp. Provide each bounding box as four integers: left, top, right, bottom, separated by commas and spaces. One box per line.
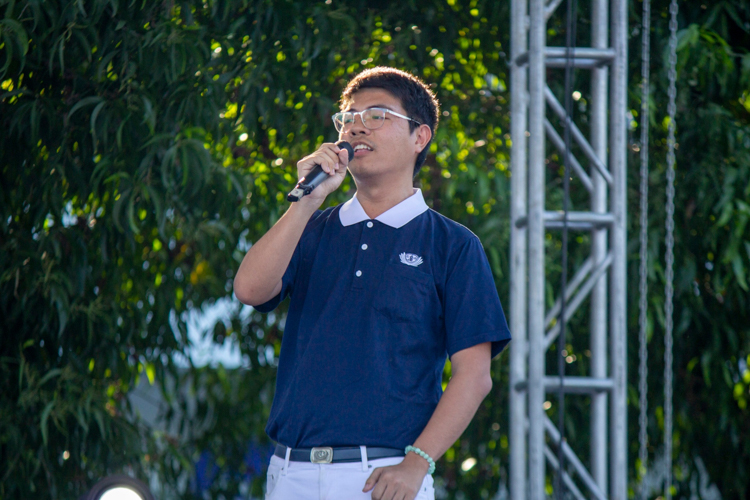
355, 180, 415, 219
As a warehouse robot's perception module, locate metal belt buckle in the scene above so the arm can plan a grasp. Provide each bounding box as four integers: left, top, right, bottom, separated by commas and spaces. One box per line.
310, 447, 333, 464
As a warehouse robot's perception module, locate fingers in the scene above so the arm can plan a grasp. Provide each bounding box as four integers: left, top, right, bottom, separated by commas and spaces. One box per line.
336, 146, 350, 168
363, 467, 382, 492
364, 467, 418, 500
364, 468, 394, 499
297, 143, 345, 179
290, 143, 349, 205
371, 480, 389, 500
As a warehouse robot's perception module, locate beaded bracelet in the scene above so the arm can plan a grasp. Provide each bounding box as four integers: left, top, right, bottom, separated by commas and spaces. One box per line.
405, 445, 436, 474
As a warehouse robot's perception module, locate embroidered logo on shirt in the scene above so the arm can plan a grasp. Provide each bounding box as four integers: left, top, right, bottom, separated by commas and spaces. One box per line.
399, 252, 424, 267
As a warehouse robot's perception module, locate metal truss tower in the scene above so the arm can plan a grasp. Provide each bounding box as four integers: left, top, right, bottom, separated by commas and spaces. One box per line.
508, 0, 628, 498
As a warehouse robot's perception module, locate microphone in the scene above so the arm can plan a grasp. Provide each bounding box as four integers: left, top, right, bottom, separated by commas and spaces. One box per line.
287, 141, 354, 202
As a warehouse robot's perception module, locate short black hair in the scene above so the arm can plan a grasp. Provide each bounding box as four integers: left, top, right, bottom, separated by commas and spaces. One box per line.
341, 67, 439, 177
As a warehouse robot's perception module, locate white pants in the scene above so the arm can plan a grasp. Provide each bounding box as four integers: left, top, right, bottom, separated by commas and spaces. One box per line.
265, 447, 435, 500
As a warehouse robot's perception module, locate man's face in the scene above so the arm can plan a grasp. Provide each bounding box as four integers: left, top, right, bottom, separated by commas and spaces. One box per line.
338, 88, 423, 182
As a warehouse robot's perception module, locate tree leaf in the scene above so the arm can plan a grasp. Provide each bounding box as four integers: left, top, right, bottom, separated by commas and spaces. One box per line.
40, 401, 55, 447
66, 96, 103, 127
37, 368, 62, 387
731, 253, 748, 291
141, 96, 156, 134
0, 18, 29, 57
93, 409, 106, 440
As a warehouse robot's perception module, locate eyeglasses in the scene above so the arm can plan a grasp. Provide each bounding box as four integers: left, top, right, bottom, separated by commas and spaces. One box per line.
332, 107, 422, 133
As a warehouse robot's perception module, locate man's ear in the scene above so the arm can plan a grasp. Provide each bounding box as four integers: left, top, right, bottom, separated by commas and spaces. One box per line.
414, 123, 432, 154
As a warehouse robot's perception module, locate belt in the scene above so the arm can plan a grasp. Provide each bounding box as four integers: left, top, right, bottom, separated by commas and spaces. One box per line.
274, 444, 404, 464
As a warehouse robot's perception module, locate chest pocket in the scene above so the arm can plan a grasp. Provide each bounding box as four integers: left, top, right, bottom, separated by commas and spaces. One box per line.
373, 262, 436, 323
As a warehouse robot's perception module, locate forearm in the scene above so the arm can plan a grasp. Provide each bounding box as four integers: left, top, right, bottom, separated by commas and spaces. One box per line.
412, 372, 491, 461
363, 345, 493, 498
234, 143, 350, 306
233, 199, 320, 305
407, 344, 493, 472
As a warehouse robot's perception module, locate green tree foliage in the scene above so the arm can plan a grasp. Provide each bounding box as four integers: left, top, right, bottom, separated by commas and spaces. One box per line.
632, 1, 750, 496
0, 1, 259, 498
1, 1, 511, 498
1, 0, 749, 498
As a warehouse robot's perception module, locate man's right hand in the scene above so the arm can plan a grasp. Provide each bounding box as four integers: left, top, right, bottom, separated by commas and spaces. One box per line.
233, 142, 350, 306
295, 142, 350, 207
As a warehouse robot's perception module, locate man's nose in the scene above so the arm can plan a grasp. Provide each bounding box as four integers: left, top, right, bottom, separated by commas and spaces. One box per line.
347, 114, 370, 135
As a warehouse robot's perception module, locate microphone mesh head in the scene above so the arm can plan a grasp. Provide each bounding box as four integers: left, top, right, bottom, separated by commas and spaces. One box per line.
335, 141, 354, 161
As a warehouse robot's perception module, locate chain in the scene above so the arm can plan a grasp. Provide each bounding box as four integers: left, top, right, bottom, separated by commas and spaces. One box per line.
664, 0, 679, 498
555, 0, 578, 496
638, 0, 651, 497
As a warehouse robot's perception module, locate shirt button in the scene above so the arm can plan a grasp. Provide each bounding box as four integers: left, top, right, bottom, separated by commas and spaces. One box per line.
356, 270, 362, 277
361, 244, 368, 250
366, 221, 374, 228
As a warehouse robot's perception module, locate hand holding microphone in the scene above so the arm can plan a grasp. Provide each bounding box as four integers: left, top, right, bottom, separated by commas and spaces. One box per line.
287, 141, 354, 202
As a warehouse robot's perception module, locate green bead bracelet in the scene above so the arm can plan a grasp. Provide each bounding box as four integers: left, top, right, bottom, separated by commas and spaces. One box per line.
405, 445, 436, 474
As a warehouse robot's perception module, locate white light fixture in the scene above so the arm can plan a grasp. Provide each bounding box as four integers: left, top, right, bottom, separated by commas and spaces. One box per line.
83, 475, 154, 500
99, 487, 144, 500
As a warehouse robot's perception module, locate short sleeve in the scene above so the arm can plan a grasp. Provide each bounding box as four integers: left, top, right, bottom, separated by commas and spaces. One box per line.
444, 236, 511, 359
253, 243, 300, 313
253, 208, 328, 313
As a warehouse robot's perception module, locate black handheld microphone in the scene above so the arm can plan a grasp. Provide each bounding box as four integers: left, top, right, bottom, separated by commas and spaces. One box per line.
287, 141, 354, 202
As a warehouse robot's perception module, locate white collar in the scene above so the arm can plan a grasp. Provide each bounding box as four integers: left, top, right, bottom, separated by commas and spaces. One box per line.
339, 188, 429, 229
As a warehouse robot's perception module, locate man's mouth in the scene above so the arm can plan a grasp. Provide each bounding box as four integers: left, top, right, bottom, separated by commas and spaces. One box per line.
352, 143, 373, 155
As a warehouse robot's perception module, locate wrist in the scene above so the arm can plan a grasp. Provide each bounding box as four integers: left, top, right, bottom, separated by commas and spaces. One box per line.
287, 196, 323, 216
402, 451, 431, 474
404, 445, 436, 475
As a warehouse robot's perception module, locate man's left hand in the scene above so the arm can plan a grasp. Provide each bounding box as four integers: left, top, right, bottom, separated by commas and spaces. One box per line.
362, 453, 429, 500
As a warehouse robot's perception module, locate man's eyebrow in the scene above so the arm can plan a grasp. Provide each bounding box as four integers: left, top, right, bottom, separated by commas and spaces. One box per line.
343, 104, 397, 112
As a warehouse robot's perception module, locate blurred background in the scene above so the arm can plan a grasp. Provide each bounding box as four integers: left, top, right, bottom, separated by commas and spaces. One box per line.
1, 0, 749, 498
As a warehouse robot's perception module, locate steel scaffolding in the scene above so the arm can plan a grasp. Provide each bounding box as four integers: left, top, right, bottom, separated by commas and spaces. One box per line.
509, 0, 628, 498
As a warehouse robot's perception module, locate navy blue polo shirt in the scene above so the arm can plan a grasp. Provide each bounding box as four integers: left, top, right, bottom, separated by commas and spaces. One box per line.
255, 189, 511, 449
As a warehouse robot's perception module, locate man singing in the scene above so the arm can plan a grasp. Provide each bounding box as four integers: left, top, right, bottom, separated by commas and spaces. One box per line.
234, 67, 511, 500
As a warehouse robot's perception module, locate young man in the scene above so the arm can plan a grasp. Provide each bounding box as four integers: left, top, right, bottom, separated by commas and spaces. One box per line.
234, 67, 511, 500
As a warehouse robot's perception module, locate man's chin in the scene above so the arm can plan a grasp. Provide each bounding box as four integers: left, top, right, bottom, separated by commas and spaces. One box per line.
350, 167, 386, 182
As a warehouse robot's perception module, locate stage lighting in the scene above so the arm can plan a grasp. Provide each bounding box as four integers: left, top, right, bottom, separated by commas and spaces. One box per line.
82, 475, 154, 500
